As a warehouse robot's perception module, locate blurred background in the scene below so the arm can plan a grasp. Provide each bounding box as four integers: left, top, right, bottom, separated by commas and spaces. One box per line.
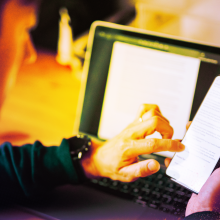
1, 0, 220, 146
32, 0, 220, 51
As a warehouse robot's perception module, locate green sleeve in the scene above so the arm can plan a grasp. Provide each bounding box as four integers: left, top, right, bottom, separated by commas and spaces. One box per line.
0, 139, 79, 199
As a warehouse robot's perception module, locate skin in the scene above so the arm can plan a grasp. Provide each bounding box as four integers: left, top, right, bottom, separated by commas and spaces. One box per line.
186, 167, 220, 215
0, 0, 37, 110
185, 122, 220, 215
81, 104, 185, 182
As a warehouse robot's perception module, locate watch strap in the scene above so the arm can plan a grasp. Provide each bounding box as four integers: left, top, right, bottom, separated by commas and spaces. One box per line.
67, 135, 91, 183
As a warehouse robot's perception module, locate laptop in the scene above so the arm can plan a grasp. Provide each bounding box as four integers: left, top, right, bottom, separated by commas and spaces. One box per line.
74, 21, 220, 218
19, 21, 220, 220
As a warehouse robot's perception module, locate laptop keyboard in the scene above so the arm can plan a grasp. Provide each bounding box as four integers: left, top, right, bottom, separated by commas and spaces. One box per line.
88, 168, 192, 218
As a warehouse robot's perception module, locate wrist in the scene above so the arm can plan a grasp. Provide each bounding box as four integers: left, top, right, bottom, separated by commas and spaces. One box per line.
80, 138, 103, 179
68, 135, 92, 182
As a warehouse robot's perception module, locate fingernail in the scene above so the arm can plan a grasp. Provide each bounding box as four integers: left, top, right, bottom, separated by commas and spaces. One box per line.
178, 143, 185, 150
148, 161, 160, 172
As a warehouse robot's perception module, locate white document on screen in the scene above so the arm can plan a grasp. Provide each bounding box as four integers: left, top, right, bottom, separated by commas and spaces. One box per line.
98, 42, 200, 157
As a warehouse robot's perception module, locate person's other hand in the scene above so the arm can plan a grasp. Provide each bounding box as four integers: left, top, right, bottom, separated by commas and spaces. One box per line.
164, 121, 220, 215
81, 104, 185, 182
185, 167, 220, 215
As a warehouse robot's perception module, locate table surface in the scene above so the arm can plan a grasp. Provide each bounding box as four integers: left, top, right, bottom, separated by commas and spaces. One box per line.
0, 49, 83, 147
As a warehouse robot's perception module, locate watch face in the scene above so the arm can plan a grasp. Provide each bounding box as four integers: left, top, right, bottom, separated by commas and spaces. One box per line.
69, 135, 91, 158
68, 135, 91, 182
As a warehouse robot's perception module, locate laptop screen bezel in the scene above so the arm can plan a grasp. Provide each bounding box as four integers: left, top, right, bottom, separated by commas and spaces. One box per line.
75, 21, 220, 146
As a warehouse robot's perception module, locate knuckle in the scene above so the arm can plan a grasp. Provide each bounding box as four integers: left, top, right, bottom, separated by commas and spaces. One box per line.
152, 104, 160, 111
151, 116, 160, 126
123, 128, 133, 138
136, 167, 145, 178
167, 140, 172, 150
167, 126, 174, 138
116, 140, 132, 157
117, 139, 125, 148
148, 138, 157, 148
151, 138, 158, 151
121, 146, 131, 158
124, 176, 134, 182
134, 165, 151, 178
150, 108, 158, 117
145, 138, 157, 152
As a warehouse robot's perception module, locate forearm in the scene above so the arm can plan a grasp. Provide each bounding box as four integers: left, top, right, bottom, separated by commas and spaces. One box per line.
0, 139, 78, 198
184, 211, 220, 220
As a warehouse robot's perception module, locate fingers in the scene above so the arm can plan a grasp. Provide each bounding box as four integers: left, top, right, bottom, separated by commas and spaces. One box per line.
142, 109, 169, 124
164, 158, 171, 167
136, 104, 161, 120
128, 116, 174, 139
119, 159, 160, 181
186, 121, 192, 130
123, 139, 185, 158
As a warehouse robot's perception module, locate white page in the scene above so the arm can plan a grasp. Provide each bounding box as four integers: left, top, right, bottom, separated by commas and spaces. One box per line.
166, 77, 220, 193
98, 42, 200, 157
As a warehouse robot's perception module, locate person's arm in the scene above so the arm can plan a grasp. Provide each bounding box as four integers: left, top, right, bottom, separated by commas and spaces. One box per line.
0, 139, 78, 198
184, 211, 220, 220
0, 104, 185, 200
184, 167, 220, 217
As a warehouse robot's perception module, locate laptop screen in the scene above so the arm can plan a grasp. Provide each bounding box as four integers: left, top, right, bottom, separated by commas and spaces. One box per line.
78, 21, 220, 158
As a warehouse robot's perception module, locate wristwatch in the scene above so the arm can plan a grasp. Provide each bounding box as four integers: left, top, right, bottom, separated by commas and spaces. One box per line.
67, 134, 91, 182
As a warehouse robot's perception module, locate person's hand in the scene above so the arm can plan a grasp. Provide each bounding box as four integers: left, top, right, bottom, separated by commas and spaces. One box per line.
185, 167, 220, 216
81, 104, 185, 182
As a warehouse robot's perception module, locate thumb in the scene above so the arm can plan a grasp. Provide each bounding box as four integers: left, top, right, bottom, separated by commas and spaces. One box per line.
119, 159, 160, 182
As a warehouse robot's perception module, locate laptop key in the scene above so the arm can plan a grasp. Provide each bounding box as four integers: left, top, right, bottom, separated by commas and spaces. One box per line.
135, 199, 147, 207
157, 180, 164, 186
148, 200, 160, 209
98, 179, 109, 186
131, 188, 140, 196
151, 191, 161, 199
109, 181, 120, 190
91, 179, 98, 184
165, 187, 174, 193
176, 190, 185, 196
148, 203, 158, 209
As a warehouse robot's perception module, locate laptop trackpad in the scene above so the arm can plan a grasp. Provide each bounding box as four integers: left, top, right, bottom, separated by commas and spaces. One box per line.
23, 184, 181, 220
138, 208, 182, 220
24, 185, 146, 220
